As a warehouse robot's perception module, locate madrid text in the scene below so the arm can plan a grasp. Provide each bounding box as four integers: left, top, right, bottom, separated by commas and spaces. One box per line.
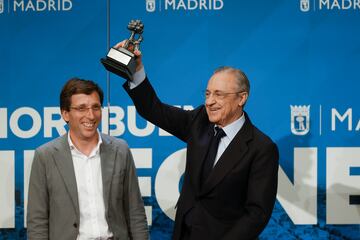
13, 0, 72, 12
332, 108, 360, 131
165, 0, 223, 10
319, 0, 360, 10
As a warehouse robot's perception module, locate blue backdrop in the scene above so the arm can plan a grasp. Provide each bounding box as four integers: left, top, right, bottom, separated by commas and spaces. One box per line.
1, 0, 360, 239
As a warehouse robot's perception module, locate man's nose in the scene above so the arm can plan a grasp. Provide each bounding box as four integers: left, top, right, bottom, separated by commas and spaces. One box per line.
205, 94, 216, 105
86, 108, 96, 118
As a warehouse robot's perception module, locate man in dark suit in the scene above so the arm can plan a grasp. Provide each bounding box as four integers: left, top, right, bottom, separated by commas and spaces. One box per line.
27, 78, 149, 240
116, 42, 279, 240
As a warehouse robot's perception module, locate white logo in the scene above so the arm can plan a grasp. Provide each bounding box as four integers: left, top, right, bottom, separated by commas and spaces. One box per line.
0, 0, 4, 14
300, 0, 310, 12
291, 105, 310, 135
146, 0, 156, 12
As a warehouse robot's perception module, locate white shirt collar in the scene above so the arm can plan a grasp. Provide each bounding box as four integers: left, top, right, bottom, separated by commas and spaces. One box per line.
217, 113, 246, 141
67, 130, 102, 157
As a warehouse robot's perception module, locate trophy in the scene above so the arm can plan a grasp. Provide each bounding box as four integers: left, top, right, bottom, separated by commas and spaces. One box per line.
101, 20, 144, 81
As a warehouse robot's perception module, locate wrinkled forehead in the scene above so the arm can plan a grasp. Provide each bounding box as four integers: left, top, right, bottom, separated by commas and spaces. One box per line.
207, 71, 239, 91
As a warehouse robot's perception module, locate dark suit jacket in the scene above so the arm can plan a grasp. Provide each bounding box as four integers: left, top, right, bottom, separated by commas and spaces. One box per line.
27, 133, 149, 240
124, 79, 279, 240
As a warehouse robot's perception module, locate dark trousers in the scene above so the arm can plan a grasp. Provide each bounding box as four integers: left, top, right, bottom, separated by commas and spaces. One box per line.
179, 225, 260, 240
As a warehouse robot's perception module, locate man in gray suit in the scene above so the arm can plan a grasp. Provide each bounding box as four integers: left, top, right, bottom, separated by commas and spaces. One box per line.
27, 78, 149, 240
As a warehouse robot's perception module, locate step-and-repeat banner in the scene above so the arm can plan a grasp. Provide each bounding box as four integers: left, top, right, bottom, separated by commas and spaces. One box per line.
1, 0, 360, 239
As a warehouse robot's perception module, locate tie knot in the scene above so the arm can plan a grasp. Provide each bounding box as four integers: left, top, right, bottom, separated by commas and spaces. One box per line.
214, 127, 226, 139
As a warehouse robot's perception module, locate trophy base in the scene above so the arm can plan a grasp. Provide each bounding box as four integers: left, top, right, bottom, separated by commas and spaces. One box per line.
101, 48, 137, 81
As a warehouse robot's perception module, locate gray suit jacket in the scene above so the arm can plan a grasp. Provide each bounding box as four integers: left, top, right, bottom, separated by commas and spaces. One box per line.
27, 133, 149, 240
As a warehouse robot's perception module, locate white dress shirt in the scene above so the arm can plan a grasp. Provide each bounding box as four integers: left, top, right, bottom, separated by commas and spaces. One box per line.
214, 113, 245, 166
68, 131, 113, 240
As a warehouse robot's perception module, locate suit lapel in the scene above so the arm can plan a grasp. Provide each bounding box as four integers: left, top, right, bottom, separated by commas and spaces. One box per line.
53, 134, 80, 216
99, 134, 116, 214
189, 125, 214, 195
200, 115, 253, 196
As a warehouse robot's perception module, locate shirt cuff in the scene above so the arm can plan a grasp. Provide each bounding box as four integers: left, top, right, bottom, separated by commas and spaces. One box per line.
129, 66, 146, 89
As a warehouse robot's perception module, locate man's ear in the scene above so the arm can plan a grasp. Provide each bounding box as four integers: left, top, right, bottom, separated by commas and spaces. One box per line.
238, 92, 249, 107
61, 110, 70, 123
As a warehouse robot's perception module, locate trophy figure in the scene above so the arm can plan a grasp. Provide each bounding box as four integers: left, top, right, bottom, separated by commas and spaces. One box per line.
101, 20, 144, 80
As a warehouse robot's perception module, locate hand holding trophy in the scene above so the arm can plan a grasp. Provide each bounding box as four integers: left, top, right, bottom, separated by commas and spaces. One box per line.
101, 20, 144, 81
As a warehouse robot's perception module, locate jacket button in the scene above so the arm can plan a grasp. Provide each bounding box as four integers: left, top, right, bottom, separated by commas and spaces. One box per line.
73, 223, 78, 228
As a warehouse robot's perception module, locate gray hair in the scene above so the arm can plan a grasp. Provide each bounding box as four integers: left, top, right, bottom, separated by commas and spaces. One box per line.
214, 66, 250, 94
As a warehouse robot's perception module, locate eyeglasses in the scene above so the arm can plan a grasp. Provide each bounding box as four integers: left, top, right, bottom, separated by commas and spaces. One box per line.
204, 90, 245, 100
69, 105, 102, 114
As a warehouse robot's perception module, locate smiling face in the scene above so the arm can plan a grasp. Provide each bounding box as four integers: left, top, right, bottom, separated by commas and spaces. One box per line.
61, 92, 102, 145
205, 71, 248, 128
